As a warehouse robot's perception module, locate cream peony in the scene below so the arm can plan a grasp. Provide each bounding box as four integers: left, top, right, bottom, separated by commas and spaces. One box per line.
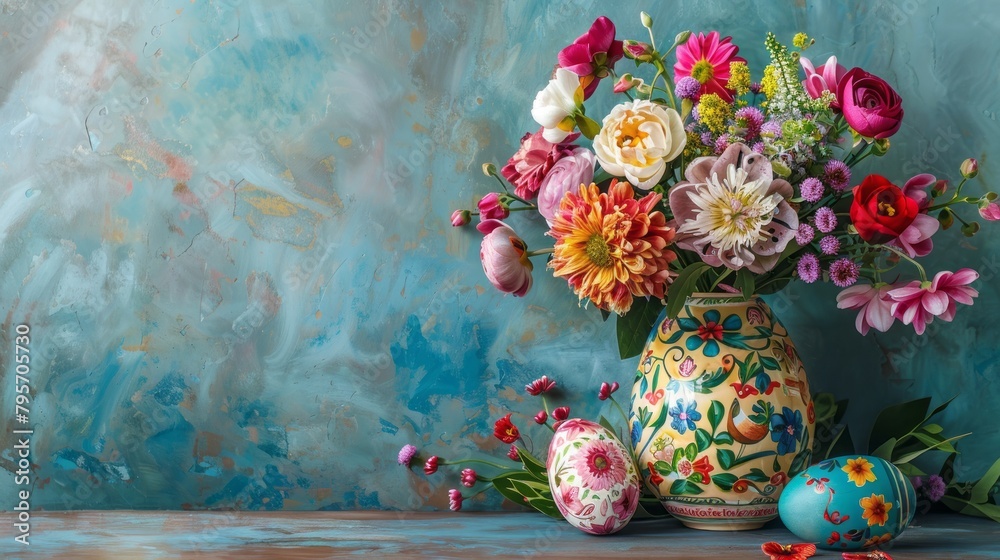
531, 68, 583, 143
593, 100, 686, 190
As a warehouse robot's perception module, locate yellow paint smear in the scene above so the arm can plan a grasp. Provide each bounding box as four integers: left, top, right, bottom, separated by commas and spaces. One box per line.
239, 185, 302, 217
337, 136, 352, 148
122, 335, 152, 352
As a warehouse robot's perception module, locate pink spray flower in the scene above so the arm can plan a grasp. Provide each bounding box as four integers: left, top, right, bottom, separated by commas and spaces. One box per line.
423, 456, 440, 475
673, 31, 746, 102
507, 445, 520, 461
552, 406, 570, 421
525, 375, 556, 395
800, 55, 847, 109
477, 193, 509, 221
598, 381, 619, 400
477, 219, 533, 297
461, 468, 477, 488
557, 16, 624, 99
536, 147, 595, 226
397, 444, 418, 466
451, 209, 471, 227
888, 269, 979, 334
448, 489, 463, 511
534, 410, 548, 424
836, 283, 896, 335
500, 128, 579, 200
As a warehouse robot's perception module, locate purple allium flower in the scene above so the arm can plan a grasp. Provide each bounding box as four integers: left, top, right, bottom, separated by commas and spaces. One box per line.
448, 489, 463, 511
675, 76, 702, 100
797, 253, 821, 283
824, 159, 852, 192
714, 134, 731, 154
829, 258, 860, 288
735, 106, 764, 139
691, 105, 700, 122
461, 468, 477, 488
910, 476, 924, 490
814, 207, 838, 233
751, 141, 765, 154
700, 131, 714, 146
795, 223, 816, 245
819, 235, 841, 255
398, 444, 418, 466
926, 474, 946, 502
761, 120, 783, 138
800, 177, 825, 203
749, 82, 762, 94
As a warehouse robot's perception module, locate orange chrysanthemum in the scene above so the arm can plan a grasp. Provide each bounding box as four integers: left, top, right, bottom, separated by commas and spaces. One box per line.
547, 180, 676, 315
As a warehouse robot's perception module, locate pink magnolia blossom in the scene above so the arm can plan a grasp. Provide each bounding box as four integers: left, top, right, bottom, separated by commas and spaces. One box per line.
500, 128, 579, 200
836, 283, 896, 335
557, 16, 624, 99
980, 202, 1000, 221
536, 147, 595, 225
477, 220, 533, 297
800, 55, 847, 109
887, 269, 979, 334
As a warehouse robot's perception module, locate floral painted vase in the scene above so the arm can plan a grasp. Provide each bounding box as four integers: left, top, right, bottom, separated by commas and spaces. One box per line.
630, 294, 814, 530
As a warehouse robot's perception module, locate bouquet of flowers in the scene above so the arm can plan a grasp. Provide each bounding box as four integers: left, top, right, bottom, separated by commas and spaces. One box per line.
453, 13, 992, 359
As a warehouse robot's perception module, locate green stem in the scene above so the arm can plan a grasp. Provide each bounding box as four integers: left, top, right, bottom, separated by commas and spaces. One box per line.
609, 396, 630, 429
709, 268, 734, 291
526, 248, 554, 258
487, 170, 510, 194
442, 458, 514, 470
880, 244, 928, 282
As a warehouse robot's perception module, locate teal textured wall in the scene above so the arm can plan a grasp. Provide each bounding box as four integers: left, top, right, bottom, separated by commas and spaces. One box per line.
0, 0, 996, 511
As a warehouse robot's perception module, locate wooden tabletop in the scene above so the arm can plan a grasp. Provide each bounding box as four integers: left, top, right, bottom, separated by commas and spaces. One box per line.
1, 511, 997, 559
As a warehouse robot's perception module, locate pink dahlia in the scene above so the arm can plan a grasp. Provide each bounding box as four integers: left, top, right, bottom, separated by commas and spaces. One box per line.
500, 128, 579, 200
557, 16, 624, 99
837, 283, 896, 335
673, 31, 746, 102
888, 269, 979, 334
572, 438, 628, 491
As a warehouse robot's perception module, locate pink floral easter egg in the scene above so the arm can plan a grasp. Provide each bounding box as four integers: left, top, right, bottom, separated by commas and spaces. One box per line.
546, 419, 641, 535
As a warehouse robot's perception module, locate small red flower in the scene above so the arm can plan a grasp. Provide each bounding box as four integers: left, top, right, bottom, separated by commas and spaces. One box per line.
733, 479, 749, 493
494, 413, 520, 444
647, 461, 664, 486
697, 322, 724, 341
525, 375, 556, 396
761, 542, 817, 560
598, 381, 620, 400
692, 456, 714, 484
770, 472, 788, 486
827, 531, 841, 546
552, 406, 570, 421
507, 445, 520, 461
423, 456, 440, 475
645, 388, 665, 404
731, 382, 760, 399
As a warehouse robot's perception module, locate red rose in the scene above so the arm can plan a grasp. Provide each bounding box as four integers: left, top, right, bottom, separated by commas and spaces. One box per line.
493, 413, 520, 444
850, 174, 919, 244
838, 67, 904, 139
647, 461, 664, 486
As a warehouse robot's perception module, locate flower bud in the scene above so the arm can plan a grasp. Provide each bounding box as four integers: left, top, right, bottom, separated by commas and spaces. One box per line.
640, 11, 653, 28
937, 208, 954, 230
979, 202, 1000, 222
451, 209, 471, 227
613, 73, 643, 94
477, 192, 510, 220
960, 158, 979, 179
552, 406, 570, 421
423, 456, 440, 475
534, 410, 548, 424
482, 162, 497, 176
622, 40, 655, 62
962, 220, 981, 237
930, 179, 949, 198
871, 137, 890, 156
674, 30, 692, 46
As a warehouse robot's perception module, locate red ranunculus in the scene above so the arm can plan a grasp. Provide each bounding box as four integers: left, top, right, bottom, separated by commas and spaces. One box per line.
850, 174, 919, 244
838, 67, 904, 139
557, 16, 624, 99
493, 413, 520, 444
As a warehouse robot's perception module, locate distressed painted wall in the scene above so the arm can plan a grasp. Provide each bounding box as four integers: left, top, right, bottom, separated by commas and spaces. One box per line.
0, 0, 996, 511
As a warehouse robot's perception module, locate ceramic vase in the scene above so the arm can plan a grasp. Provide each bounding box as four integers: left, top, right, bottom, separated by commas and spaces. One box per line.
629, 294, 814, 530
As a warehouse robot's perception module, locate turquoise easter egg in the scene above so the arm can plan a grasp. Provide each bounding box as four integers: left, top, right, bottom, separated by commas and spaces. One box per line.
778, 455, 916, 550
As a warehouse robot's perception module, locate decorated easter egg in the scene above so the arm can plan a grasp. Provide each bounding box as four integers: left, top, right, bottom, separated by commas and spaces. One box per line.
778, 455, 916, 550
547, 418, 641, 535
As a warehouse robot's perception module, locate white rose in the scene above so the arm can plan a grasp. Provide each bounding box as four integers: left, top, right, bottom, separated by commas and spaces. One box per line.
531, 68, 582, 143
593, 99, 686, 190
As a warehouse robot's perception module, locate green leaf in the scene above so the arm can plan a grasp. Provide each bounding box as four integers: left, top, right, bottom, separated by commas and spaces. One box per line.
491, 471, 562, 519
868, 397, 931, 451
695, 428, 713, 452
894, 433, 971, 464
893, 462, 925, 477
708, 400, 725, 433
743, 468, 770, 483
617, 297, 664, 360
971, 457, 1000, 504
669, 479, 704, 496
666, 263, 712, 320
734, 268, 755, 301
714, 432, 735, 446
911, 431, 958, 454
922, 423, 944, 434
712, 472, 738, 492
717, 449, 736, 470
684, 442, 698, 461
597, 415, 617, 438
872, 437, 897, 461
517, 447, 548, 482
575, 114, 601, 139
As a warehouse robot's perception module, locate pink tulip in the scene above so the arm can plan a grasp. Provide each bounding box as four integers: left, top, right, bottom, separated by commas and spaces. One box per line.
800, 55, 847, 109
477, 219, 533, 297
888, 269, 979, 334
477, 192, 509, 220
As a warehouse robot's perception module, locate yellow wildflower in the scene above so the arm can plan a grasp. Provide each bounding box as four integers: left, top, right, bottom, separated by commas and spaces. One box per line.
761, 64, 779, 99
726, 61, 751, 96
696, 93, 731, 134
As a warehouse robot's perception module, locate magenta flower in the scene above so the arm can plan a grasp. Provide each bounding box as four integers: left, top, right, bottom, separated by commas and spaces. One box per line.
824, 160, 852, 192
819, 235, 840, 255
925, 474, 946, 502
572, 438, 628, 491
611, 484, 640, 520
598, 381, 620, 401
800, 55, 847, 109
500, 128, 579, 200
795, 223, 816, 245
477, 219, 533, 297
981, 202, 1000, 221
673, 31, 746, 102
838, 281, 895, 333
552, 406, 570, 421
678, 356, 697, 377
507, 445, 520, 461
534, 410, 548, 424
797, 253, 820, 283
461, 468, 477, 488
557, 16, 624, 99
448, 489, 463, 511
397, 444, 418, 466
477, 193, 509, 221
536, 147, 595, 226
838, 67, 904, 139
424, 456, 440, 475
450, 209, 470, 227
828, 258, 860, 288
888, 269, 979, 334
525, 375, 556, 396
800, 177, 825, 203
814, 207, 837, 233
